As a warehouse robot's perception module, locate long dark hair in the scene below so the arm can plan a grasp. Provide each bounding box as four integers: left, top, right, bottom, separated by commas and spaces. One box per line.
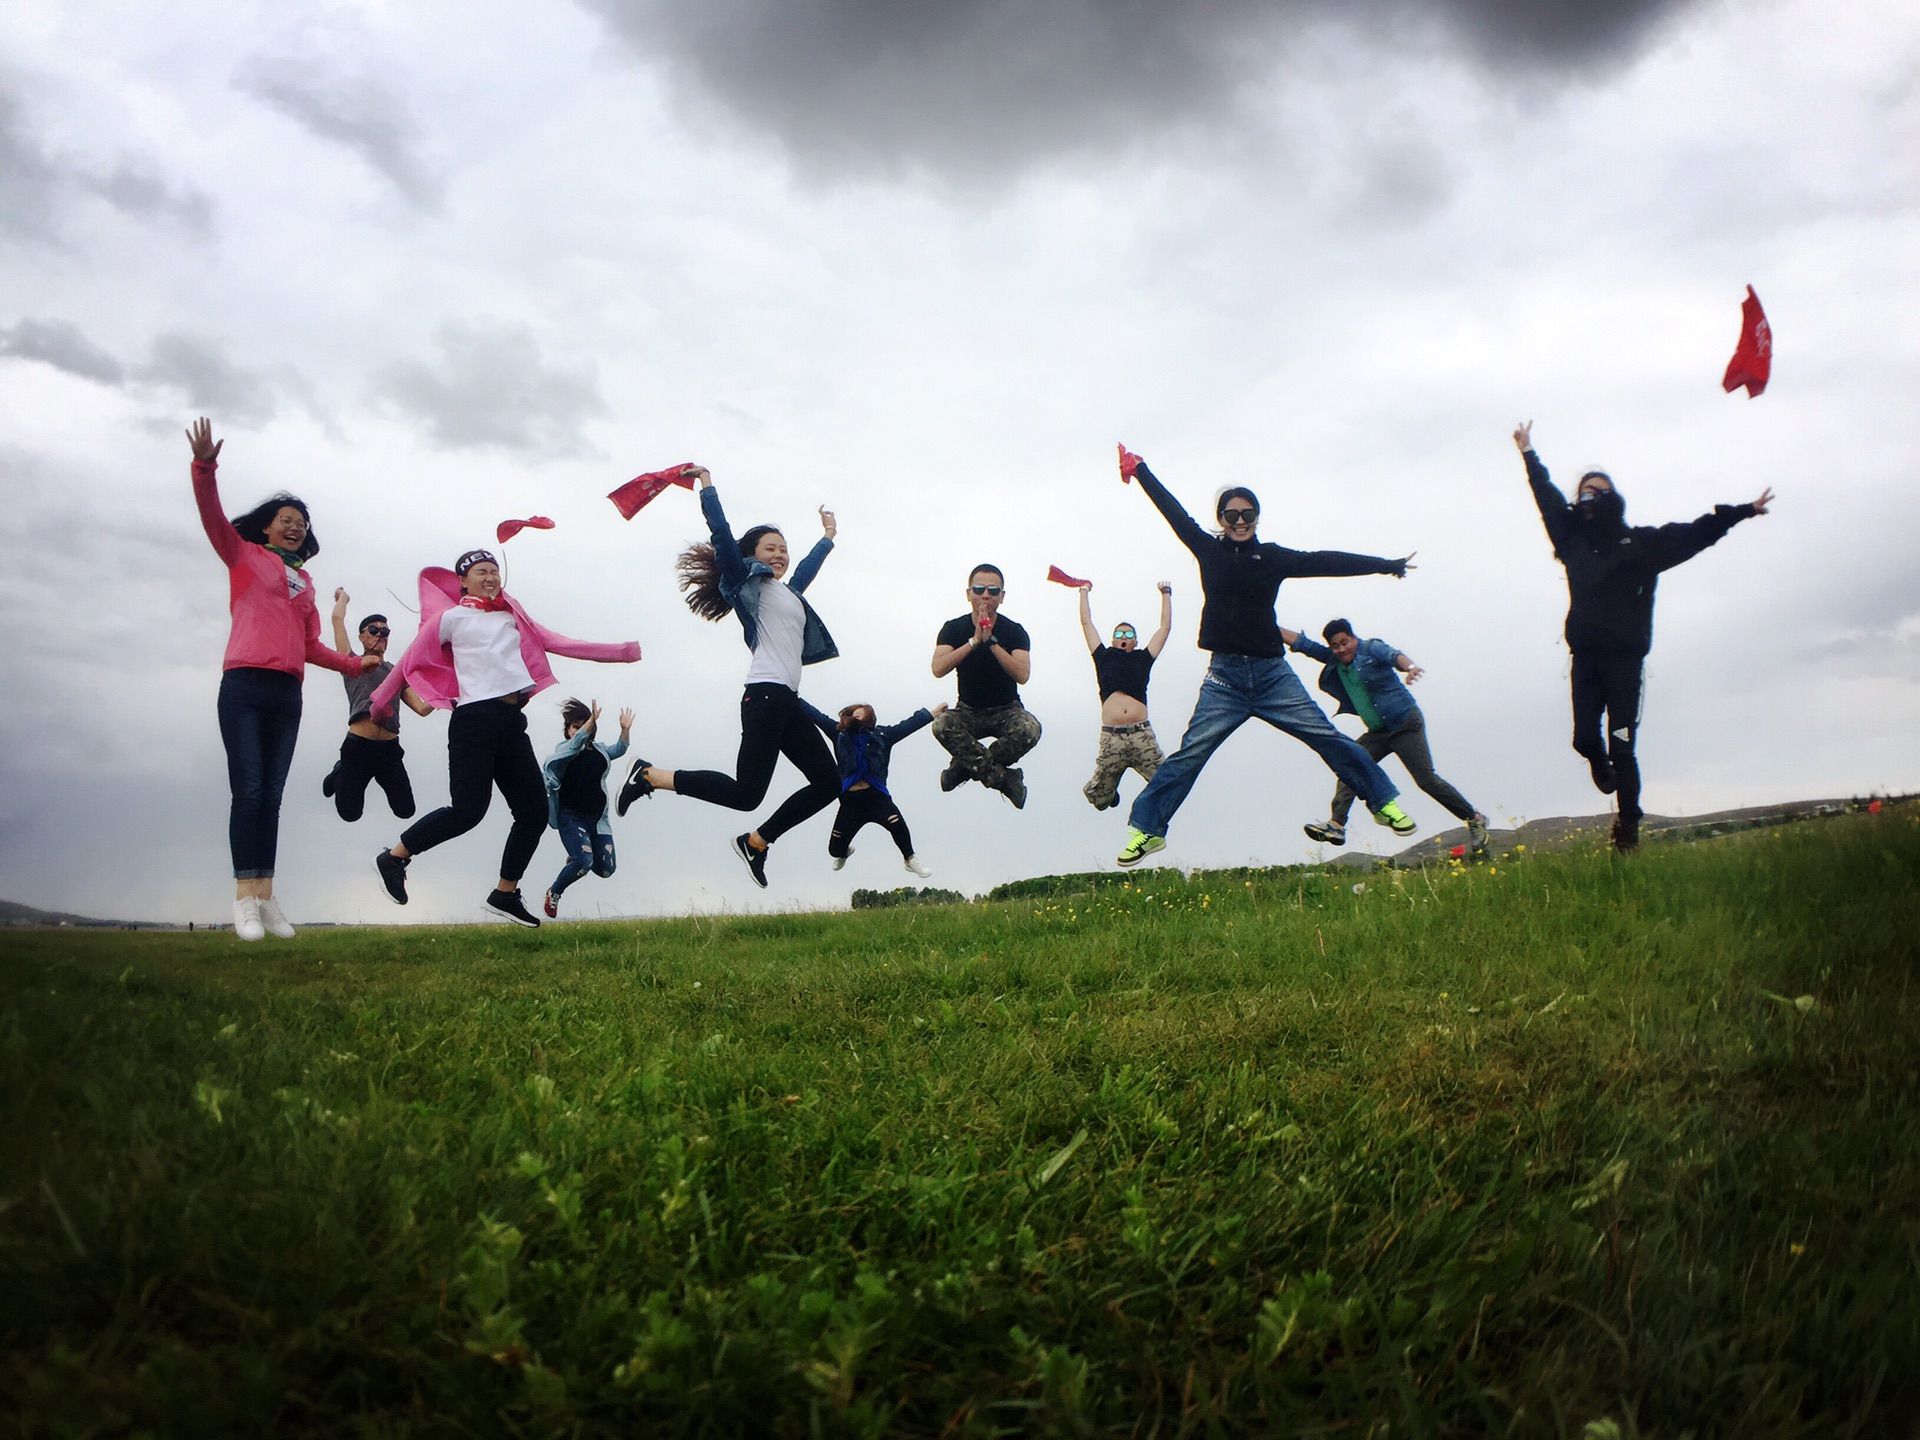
837, 704, 875, 733
677, 524, 782, 621
230, 492, 318, 560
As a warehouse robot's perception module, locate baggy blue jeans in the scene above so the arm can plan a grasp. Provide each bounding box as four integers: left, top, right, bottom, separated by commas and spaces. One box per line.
1127, 654, 1398, 839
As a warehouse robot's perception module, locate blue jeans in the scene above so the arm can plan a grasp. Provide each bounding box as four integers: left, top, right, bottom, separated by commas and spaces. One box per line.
217, 667, 303, 878
1128, 654, 1398, 839
549, 810, 616, 896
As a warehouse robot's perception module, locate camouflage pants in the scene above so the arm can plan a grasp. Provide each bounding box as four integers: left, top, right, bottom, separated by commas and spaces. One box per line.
1083, 722, 1163, 810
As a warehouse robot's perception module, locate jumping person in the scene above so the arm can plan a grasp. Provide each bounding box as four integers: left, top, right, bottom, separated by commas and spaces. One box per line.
1284, 619, 1490, 854
540, 699, 632, 919
1075, 579, 1172, 811
322, 588, 430, 822
930, 565, 1040, 807
1114, 452, 1418, 867
188, 416, 375, 942
614, 468, 841, 891
370, 549, 639, 925
1513, 420, 1773, 851
802, 700, 945, 876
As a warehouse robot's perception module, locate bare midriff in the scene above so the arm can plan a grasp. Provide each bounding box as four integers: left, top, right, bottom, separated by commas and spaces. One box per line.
1100, 693, 1148, 727
348, 718, 400, 741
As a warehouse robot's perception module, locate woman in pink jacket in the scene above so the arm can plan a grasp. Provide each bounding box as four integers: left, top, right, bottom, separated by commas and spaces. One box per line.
369, 549, 640, 927
190, 417, 374, 943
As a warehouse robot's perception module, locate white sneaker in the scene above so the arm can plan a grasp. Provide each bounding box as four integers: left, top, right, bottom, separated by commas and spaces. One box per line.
233, 897, 265, 942
831, 854, 849, 870
258, 896, 296, 939
904, 854, 931, 878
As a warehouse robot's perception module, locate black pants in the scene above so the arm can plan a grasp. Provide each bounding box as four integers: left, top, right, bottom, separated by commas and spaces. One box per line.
674, 683, 840, 844
1571, 652, 1644, 821
400, 698, 546, 882
331, 733, 416, 822
828, 786, 916, 859
216, 667, 302, 879
1329, 708, 1476, 826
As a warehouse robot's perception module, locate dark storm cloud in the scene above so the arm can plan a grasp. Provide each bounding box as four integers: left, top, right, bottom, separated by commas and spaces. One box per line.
374, 320, 608, 456
0, 89, 213, 241
578, 0, 1700, 178
236, 58, 444, 209
0, 317, 126, 385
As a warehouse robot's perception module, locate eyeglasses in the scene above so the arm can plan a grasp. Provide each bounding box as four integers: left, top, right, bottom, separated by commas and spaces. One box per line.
1221, 508, 1257, 526
362, 626, 391, 638
969, 584, 1003, 596
1112, 630, 1138, 640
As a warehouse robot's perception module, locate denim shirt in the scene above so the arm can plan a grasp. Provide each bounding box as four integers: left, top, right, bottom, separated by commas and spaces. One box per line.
702, 485, 839, 666
1290, 634, 1418, 731
542, 729, 631, 836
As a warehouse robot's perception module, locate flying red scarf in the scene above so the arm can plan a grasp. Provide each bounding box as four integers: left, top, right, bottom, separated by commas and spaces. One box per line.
608, 464, 700, 519
1046, 565, 1090, 588
496, 516, 555, 544
1721, 285, 1772, 398
1116, 443, 1143, 483
457, 594, 511, 613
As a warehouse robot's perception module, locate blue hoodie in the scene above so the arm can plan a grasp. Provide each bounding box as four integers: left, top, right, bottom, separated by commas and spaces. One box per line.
801, 702, 934, 795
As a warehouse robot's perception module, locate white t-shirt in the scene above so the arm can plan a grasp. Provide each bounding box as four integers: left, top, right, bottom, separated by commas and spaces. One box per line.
743, 577, 805, 691
440, 606, 536, 706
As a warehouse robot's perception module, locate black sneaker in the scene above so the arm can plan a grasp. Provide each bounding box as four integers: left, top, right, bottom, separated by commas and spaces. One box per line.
731, 833, 769, 889
939, 765, 968, 793
1589, 756, 1617, 795
375, 850, 409, 905
485, 888, 541, 927
996, 768, 1028, 810
1303, 820, 1347, 846
1612, 812, 1641, 853
322, 764, 338, 799
615, 758, 655, 816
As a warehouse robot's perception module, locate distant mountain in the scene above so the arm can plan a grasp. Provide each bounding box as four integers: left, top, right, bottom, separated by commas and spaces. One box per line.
0, 899, 179, 930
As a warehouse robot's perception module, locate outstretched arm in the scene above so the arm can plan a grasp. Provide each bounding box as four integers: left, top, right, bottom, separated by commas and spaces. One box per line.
1146, 581, 1172, 657
878, 706, 938, 744
1280, 547, 1414, 580
1646, 491, 1769, 573
1131, 460, 1211, 558
1077, 584, 1101, 654
1289, 631, 1334, 663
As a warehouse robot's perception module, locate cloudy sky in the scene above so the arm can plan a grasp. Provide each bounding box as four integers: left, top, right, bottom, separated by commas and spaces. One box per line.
3, 0, 1916, 927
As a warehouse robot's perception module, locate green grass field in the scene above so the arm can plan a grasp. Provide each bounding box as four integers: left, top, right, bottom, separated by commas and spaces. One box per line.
5, 814, 1918, 1437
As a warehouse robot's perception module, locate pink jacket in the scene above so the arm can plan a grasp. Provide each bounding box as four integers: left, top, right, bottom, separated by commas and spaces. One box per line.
194, 459, 360, 680
371, 568, 640, 715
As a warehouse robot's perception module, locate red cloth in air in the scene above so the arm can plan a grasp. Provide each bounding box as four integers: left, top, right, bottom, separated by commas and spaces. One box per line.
496, 516, 555, 544
608, 464, 700, 519
1047, 565, 1090, 588
1721, 286, 1772, 398
1117, 443, 1143, 482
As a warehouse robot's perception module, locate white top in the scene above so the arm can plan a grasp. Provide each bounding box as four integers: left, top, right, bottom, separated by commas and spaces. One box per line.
743, 577, 805, 691
440, 606, 536, 706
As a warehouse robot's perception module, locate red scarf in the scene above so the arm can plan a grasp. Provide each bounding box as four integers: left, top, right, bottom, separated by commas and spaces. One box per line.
458, 594, 511, 613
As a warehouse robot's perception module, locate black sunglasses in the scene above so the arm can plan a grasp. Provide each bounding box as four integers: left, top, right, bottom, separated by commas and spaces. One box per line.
1221, 508, 1258, 526
969, 584, 1003, 596
362, 625, 391, 638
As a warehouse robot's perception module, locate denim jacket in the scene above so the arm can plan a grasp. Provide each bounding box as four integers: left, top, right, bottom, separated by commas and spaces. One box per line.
542, 728, 631, 836
1290, 634, 1418, 732
703, 486, 839, 666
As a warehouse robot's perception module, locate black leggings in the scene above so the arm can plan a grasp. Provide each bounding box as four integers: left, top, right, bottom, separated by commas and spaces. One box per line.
400, 698, 546, 882
828, 786, 916, 859
674, 683, 839, 844
1571, 653, 1644, 820
332, 733, 416, 822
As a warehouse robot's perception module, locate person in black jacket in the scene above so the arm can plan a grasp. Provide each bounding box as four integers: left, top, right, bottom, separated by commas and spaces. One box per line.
1514, 420, 1773, 851
802, 699, 945, 877
1114, 453, 1418, 866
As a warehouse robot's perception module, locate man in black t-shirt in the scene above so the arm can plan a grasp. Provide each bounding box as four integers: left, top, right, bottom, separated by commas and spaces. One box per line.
1076, 579, 1172, 810
930, 563, 1041, 808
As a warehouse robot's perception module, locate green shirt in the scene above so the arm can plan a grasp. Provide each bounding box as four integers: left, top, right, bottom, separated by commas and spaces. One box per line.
1336, 663, 1384, 732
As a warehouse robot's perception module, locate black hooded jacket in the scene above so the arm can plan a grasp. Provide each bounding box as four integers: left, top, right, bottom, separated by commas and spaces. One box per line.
1524, 450, 1755, 657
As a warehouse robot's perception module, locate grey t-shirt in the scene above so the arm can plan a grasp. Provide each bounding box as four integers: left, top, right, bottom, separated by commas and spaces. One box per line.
343, 658, 398, 729
743, 577, 805, 691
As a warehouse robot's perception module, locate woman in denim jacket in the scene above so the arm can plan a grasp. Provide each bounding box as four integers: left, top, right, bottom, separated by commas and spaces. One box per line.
616, 467, 841, 890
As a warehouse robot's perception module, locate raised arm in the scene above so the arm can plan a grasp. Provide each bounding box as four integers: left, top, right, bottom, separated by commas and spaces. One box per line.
695, 471, 752, 590
1077, 583, 1101, 655
1645, 490, 1769, 574
1146, 581, 1172, 657
187, 418, 245, 567
1131, 460, 1211, 557
789, 507, 837, 592
1515, 421, 1573, 552
330, 588, 354, 655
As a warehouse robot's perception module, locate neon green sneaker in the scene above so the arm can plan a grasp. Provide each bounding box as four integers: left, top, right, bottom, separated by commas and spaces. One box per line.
1116, 828, 1166, 867
1374, 800, 1417, 836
